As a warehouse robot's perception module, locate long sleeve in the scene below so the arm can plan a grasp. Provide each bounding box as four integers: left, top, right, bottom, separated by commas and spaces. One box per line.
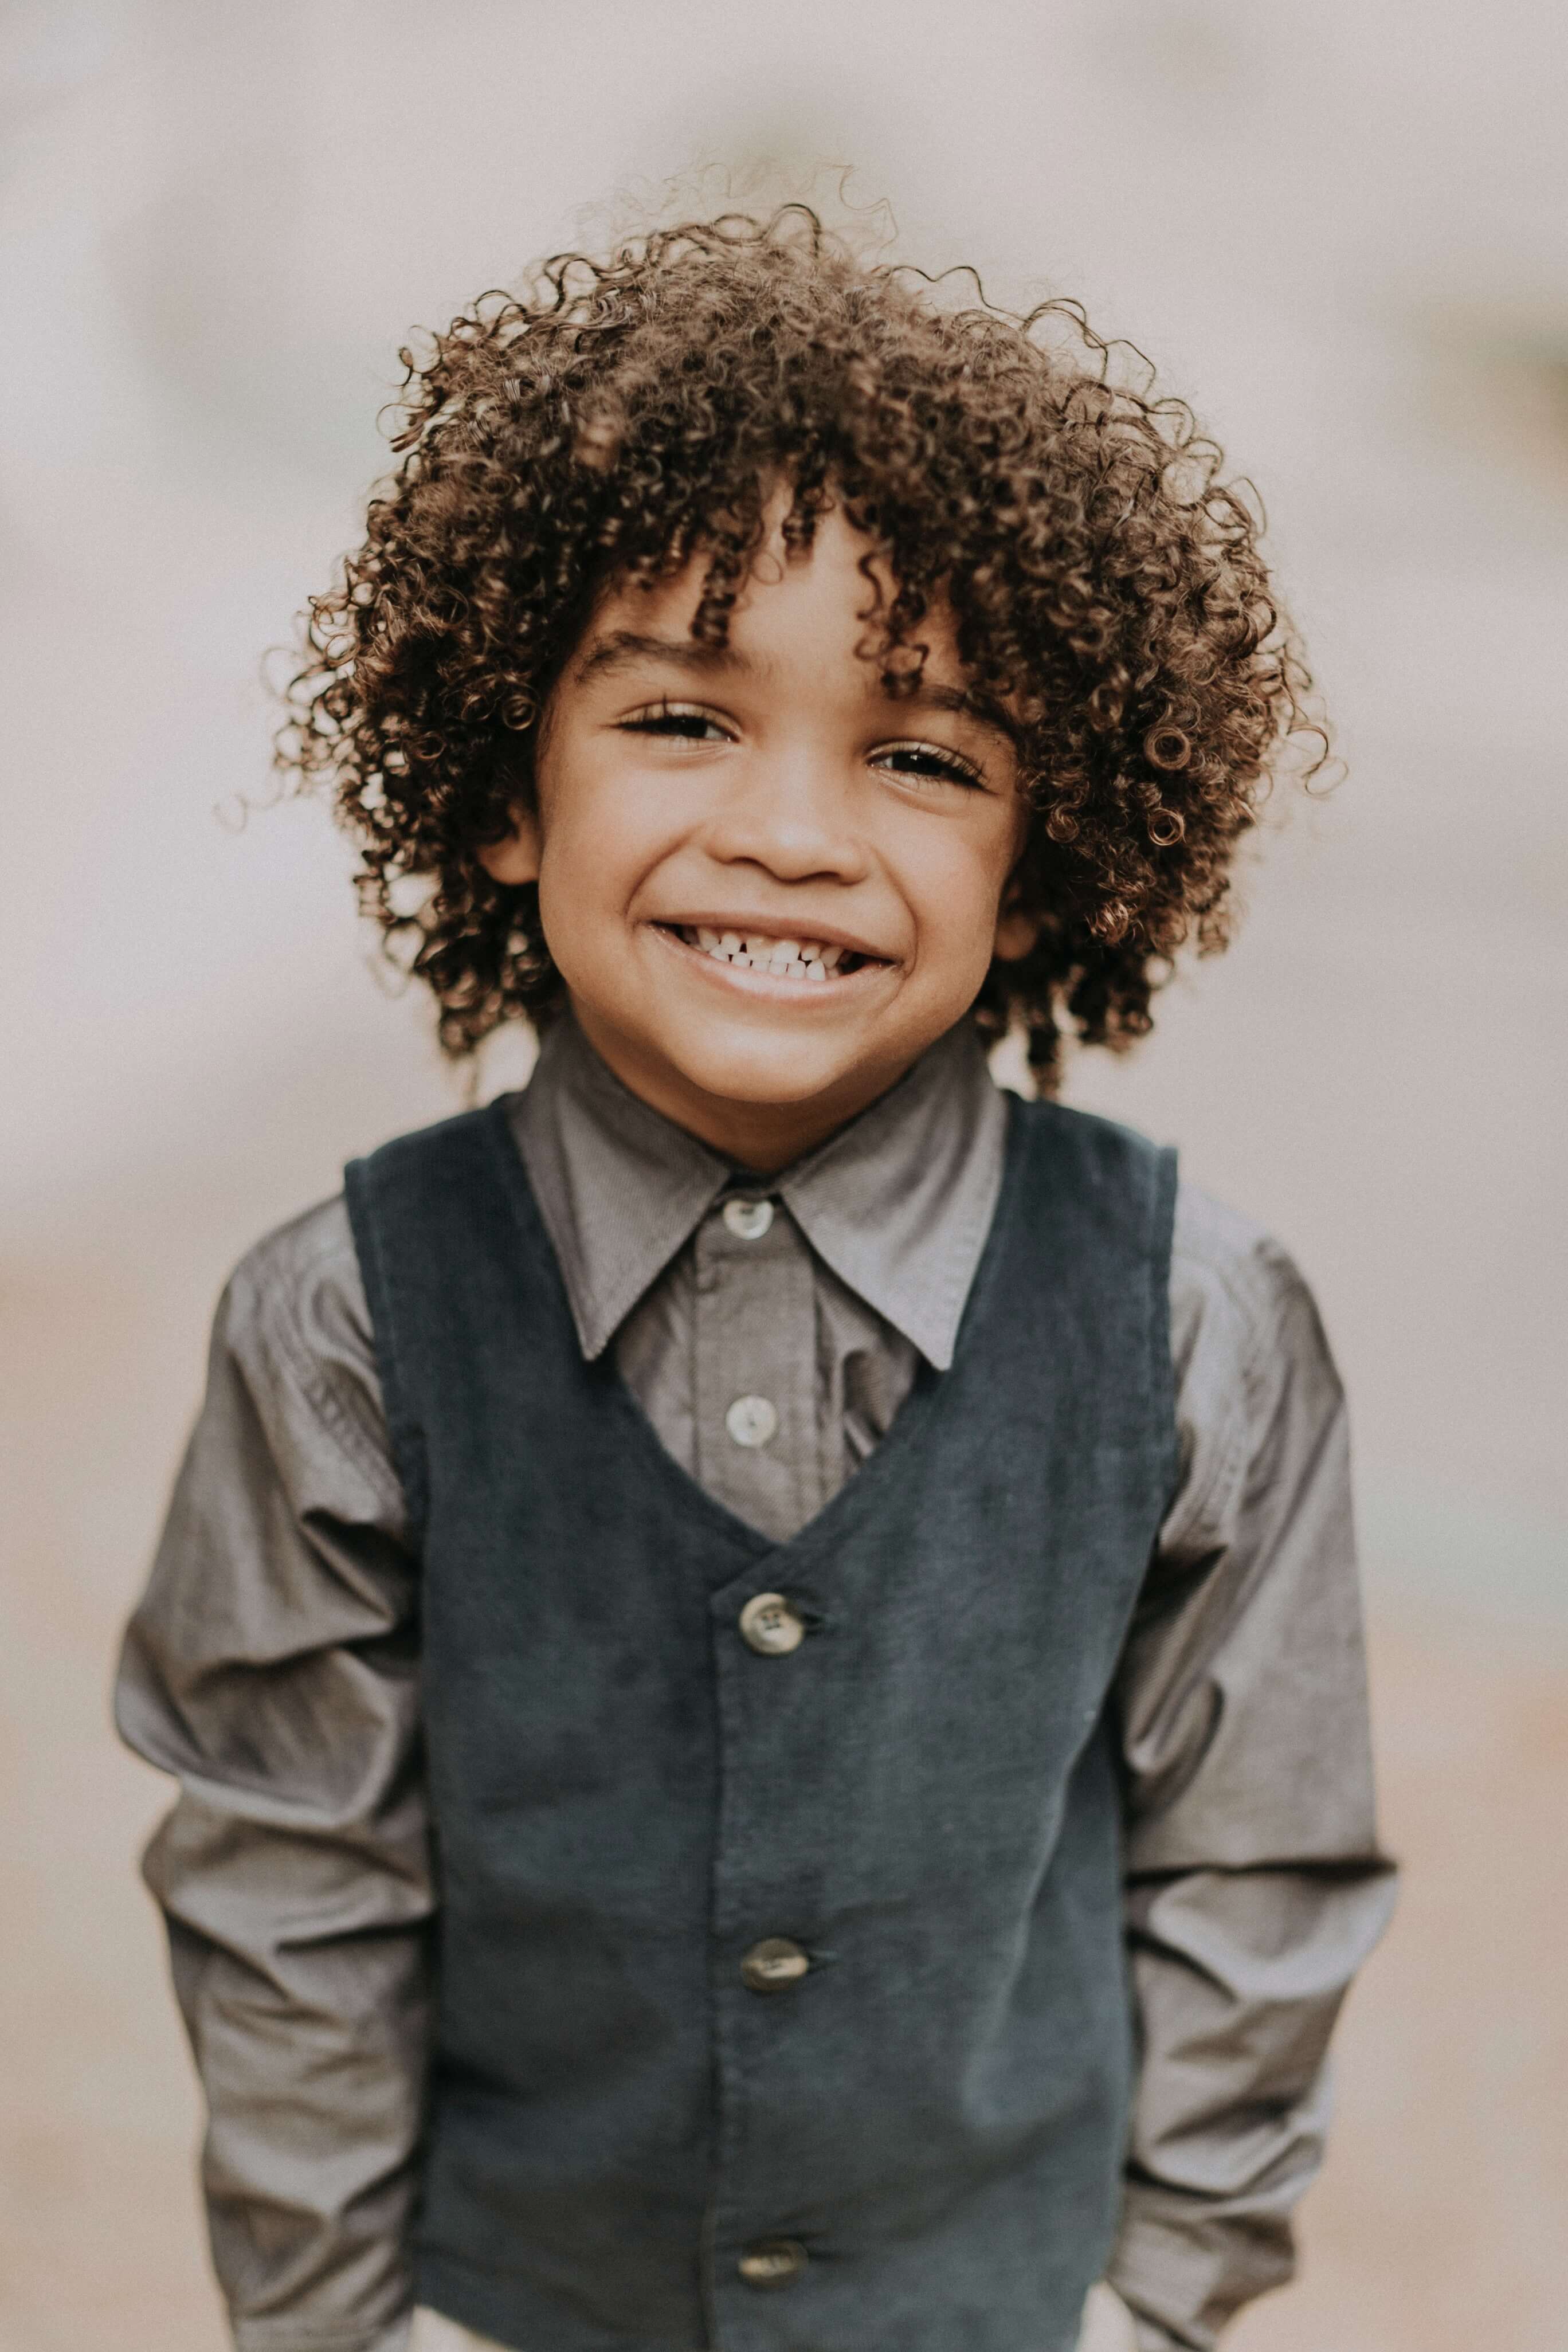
115, 1199, 430, 2352
1105, 1191, 1398, 2350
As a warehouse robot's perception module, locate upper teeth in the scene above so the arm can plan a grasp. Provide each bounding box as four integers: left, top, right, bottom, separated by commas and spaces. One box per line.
685, 926, 848, 981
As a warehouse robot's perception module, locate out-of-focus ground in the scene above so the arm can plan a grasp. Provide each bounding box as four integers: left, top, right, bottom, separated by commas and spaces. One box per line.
1, 3, 1565, 2346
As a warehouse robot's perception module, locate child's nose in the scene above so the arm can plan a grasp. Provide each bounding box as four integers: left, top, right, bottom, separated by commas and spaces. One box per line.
704, 752, 870, 885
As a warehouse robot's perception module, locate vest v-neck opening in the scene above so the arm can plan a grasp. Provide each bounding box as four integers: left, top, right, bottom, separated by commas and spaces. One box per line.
478, 1089, 1032, 1573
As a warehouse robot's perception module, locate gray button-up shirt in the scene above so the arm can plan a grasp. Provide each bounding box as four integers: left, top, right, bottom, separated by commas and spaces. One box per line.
115, 1017, 1395, 2352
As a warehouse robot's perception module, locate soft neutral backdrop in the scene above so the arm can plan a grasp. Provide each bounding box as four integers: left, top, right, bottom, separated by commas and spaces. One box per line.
2, 3, 1565, 2347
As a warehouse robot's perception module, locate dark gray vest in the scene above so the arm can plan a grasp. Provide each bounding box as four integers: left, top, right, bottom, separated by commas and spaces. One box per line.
346, 1089, 1177, 2352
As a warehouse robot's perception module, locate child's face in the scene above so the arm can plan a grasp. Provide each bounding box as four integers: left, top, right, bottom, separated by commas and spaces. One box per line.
482, 502, 1034, 1168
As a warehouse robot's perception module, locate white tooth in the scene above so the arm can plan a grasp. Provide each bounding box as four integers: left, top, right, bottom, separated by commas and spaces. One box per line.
818, 945, 842, 969
707, 944, 730, 961
786, 959, 806, 978
805, 963, 828, 982
721, 932, 742, 952
774, 940, 800, 961
698, 927, 720, 949
732, 952, 753, 968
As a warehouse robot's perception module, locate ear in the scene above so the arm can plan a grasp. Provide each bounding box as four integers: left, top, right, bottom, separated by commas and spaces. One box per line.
477, 807, 543, 886
993, 901, 1041, 963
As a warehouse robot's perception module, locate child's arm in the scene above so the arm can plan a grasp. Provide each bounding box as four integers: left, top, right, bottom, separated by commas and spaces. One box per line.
1106, 1195, 1397, 2352
115, 1205, 430, 2352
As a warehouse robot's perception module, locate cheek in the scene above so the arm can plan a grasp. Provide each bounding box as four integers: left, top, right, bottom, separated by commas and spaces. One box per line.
905, 823, 1018, 966
530, 752, 610, 962
536, 759, 645, 888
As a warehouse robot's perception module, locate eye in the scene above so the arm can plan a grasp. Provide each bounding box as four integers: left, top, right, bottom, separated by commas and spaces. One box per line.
873, 740, 986, 793
618, 700, 732, 744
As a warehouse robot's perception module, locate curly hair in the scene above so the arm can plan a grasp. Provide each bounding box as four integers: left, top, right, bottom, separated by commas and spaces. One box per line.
277, 206, 1322, 1081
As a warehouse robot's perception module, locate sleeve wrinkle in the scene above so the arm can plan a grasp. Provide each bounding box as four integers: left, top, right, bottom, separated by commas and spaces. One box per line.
244, 1234, 399, 1508
1157, 1260, 1255, 1577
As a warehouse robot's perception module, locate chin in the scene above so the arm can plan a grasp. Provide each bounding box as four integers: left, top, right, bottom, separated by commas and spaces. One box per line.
668, 1030, 860, 1111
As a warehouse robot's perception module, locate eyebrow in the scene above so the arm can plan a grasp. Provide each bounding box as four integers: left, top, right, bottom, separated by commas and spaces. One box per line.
907, 679, 1023, 754
573, 630, 753, 684
574, 629, 1021, 752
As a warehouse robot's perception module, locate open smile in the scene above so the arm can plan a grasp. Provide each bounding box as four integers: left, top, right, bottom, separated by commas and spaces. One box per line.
652, 922, 893, 989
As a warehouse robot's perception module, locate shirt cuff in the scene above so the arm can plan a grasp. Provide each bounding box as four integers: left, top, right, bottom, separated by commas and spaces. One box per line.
1108, 2189, 1295, 2352
1128, 2319, 1190, 2352
232, 2317, 411, 2352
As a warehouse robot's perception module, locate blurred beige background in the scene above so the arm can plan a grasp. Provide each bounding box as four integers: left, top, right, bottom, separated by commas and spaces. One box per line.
2, 2, 1565, 2346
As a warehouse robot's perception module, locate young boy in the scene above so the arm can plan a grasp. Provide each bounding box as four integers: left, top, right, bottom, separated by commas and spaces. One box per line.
116, 212, 1395, 2352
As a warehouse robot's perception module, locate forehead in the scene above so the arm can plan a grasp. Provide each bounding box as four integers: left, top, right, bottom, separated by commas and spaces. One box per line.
614, 503, 948, 628
575, 505, 976, 702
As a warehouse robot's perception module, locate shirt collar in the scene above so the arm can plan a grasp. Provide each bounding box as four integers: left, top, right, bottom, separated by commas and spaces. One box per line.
511, 1014, 1009, 1371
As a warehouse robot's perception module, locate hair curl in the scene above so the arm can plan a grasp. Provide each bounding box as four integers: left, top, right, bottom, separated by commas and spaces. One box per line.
277, 207, 1323, 1081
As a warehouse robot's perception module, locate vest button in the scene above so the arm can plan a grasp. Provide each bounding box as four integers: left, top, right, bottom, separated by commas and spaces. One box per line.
738, 1591, 806, 1655
738, 2238, 808, 2288
741, 1936, 811, 1992
722, 1196, 775, 1240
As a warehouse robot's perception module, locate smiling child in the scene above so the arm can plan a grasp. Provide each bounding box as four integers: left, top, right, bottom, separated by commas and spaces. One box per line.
117, 211, 1395, 2352
478, 497, 1036, 1168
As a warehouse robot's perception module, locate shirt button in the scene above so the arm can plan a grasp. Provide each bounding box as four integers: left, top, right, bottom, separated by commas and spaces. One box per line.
738, 2239, 808, 2288
726, 1393, 778, 1448
738, 1591, 806, 1655
741, 1937, 811, 1992
722, 1196, 775, 1241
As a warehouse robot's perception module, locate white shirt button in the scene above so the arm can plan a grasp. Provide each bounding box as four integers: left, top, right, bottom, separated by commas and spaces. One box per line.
722, 1197, 774, 1241
726, 1394, 778, 1448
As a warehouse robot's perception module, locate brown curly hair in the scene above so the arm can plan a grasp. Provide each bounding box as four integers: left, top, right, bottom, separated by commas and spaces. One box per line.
277, 207, 1322, 1081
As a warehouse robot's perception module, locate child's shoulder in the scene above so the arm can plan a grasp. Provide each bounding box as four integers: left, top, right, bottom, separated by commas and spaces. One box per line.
1170, 1179, 1340, 1429
222, 1095, 503, 1335
1015, 1093, 1333, 1382
228, 1190, 359, 1308
217, 1192, 373, 1397
1173, 1182, 1325, 1331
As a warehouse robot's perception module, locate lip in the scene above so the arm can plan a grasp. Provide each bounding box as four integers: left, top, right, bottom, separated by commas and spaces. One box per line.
647, 920, 896, 997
